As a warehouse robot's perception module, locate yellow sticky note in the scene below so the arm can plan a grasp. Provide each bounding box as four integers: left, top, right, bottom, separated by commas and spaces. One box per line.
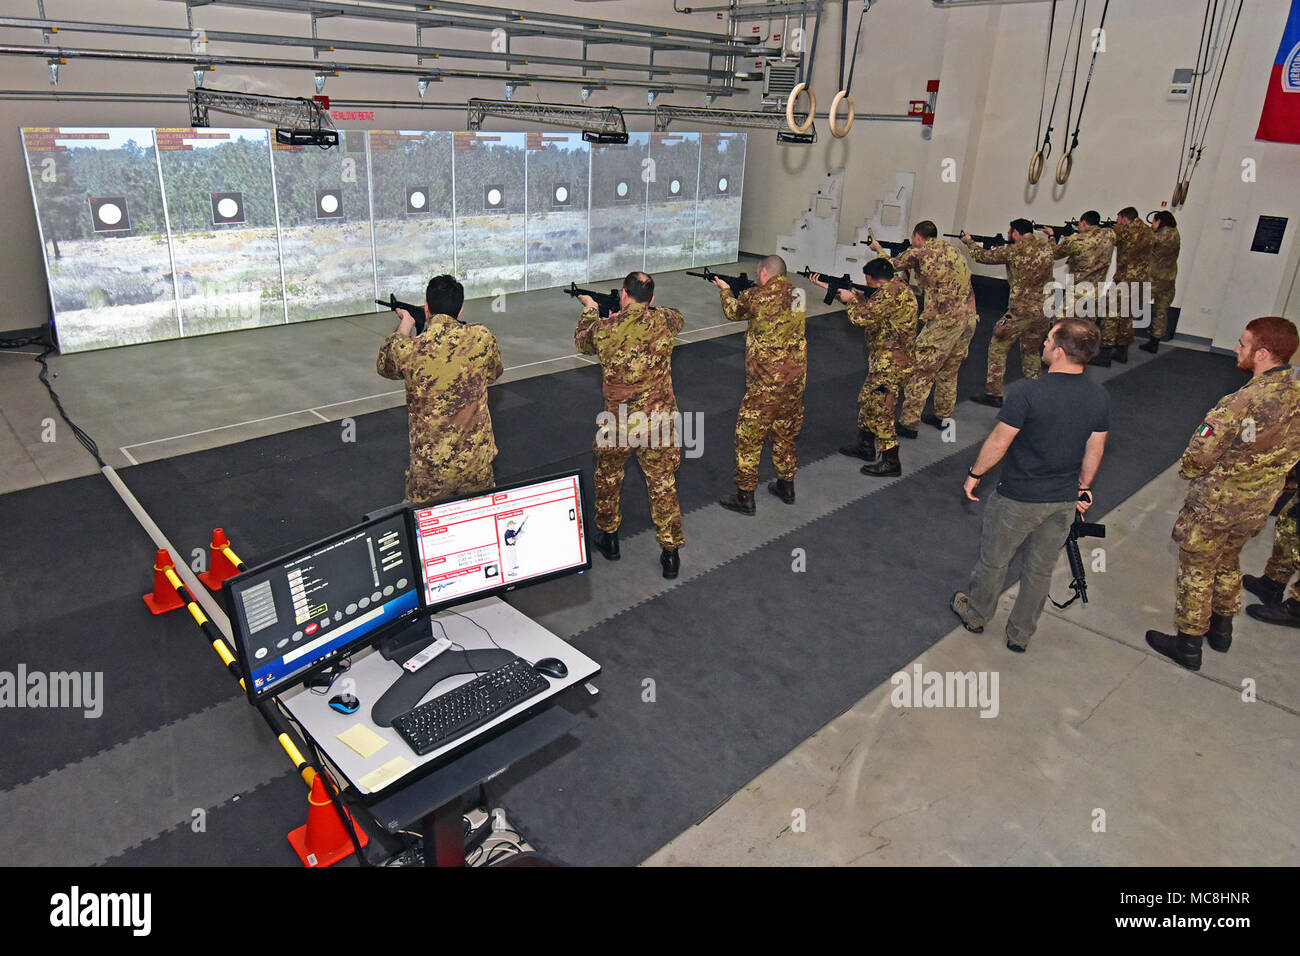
337, 724, 388, 759
360, 757, 414, 791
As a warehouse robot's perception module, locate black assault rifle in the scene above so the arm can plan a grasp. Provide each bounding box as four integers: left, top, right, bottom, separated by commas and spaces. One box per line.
1051, 511, 1106, 608
686, 266, 756, 295
866, 235, 911, 256
798, 267, 873, 305
375, 293, 430, 334
564, 282, 621, 318
947, 231, 1010, 250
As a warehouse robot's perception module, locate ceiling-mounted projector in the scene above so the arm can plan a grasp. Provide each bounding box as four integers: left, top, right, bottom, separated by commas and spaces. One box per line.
275, 128, 340, 148
582, 130, 630, 144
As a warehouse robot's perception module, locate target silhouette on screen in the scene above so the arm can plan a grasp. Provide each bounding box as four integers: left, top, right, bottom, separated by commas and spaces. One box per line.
484, 184, 505, 211
717, 177, 729, 194
552, 183, 571, 207
89, 196, 130, 233
405, 186, 430, 215
615, 180, 631, 202
315, 188, 344, 219
211, 191, 245, 225
669, 178, 682, 196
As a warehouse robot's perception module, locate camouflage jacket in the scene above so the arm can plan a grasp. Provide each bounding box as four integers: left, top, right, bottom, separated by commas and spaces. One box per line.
966, 233, 1056, 318
575, 300, 683, 415
1108, 219, 1153, 284
846, 278, 917, 380
377, 314, 503, 467
1053, 227, 1115, 288
1150, 226, 1180, 284
885, 240, 976, 324
721, 273, 807, 390
1176, 365, 1300, 535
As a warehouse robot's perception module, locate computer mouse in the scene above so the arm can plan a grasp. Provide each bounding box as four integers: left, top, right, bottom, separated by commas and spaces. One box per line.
329, 693, 360, 714
532, 657, 568, 679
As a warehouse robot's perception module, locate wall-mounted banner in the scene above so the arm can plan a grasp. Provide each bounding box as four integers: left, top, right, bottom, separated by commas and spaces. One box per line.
1256, 0, 1300, 143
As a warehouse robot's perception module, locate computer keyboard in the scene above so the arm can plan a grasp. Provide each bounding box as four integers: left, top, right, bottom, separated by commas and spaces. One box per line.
391, 657, 553, 757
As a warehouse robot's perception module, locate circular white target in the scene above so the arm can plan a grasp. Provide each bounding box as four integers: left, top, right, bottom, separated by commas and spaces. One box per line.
717, 177, 729, 193
409, 190, 426, 209
554, 185, 569, 203
487, 187, 502, 206
320, 193, 339, 214
670, 179, 681, 195
616, 181, 629, 198
98, 202, 123, 225
217, 197, 239, 219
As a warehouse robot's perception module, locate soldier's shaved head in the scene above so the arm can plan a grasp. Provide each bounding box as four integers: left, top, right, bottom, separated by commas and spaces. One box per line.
624, 271, 654, 303
759, 255, 787, 279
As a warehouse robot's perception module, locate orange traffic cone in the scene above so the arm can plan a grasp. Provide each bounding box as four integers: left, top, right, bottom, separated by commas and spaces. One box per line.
143, 550, 185, 615
198, 528, 242, 591
287, 774, 369, 867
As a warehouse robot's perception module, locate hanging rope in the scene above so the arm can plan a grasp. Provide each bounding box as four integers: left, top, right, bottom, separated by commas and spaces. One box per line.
1031, 1, 1084, 184
1029, 0, 1061, 183
787, 0, 827, 134
830, 1, 872, 138
1056, 0, 1110, 185
1179, 0, 1243, 205
1174, 0, 1217, 205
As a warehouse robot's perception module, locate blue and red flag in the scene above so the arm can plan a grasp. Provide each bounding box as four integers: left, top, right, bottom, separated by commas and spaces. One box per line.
1257, 0, 1300, 143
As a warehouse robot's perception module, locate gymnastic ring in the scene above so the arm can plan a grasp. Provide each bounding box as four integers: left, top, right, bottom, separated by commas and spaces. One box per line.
786, 82, 816, 134
1171, 183, 1183, 207
1028, 149, 1046, 185
1055, 150, 1073, 185
829, 89, 855, 137
1179, 180, 1191, 205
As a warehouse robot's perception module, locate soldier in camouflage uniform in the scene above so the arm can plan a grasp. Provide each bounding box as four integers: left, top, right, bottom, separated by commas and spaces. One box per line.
377, 274, 502, 506
1140, 210, 1181, 354
575, 271, 685, 580
1096, 206, 1153, 365
871, 222, 978, 437
1243, 463, 1300, 627
965, 219, 1057, 408
1147, 317, 1300, 669
809, 258, 917, 476
715, 255, 807, 515
1044, 209, 1115, 339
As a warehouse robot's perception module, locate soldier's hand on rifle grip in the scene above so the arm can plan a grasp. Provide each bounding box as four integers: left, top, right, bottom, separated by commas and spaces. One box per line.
837, 288, 855, 304
576, 294, 597, 310
1077, 488, 1093, 515
712, 277, 731, 292
395, 308, 417, 338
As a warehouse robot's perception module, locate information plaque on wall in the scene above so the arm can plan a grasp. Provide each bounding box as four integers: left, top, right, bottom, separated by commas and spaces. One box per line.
1250, 215, 1288, 254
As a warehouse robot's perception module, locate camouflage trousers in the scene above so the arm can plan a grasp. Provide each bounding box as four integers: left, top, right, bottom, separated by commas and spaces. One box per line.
1263, 495, 1300, 601
985, 310, 1050, 396
858, 372, 908, 451
1150, 279, 1175, 340
594, 442, 684, 550
734, 384, 805, 491
406, 459, 494, 507
900, 313, 977, 427
1101, 280, 1143, 347
1175, 533, 1251, 635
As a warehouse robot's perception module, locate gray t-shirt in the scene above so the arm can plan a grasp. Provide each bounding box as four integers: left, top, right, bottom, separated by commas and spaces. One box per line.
996, 372, 1110, 503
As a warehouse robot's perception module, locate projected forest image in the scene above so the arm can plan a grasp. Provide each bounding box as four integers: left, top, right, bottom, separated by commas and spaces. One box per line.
23, 127, 745, 352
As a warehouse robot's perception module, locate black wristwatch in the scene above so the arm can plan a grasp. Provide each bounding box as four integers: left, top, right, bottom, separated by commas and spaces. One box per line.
967, 468, 984, 480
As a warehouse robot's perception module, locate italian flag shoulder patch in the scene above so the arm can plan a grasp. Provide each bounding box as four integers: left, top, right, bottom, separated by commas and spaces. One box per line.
1197, 423, 1214, 438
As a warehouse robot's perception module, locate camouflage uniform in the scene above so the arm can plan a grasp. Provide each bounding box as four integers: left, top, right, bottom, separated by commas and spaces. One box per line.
1172, 366, 1300, 634
1052, 227, 1115, 321
721, 275, 807, 491
965, 233, 1056, 396
885, 241, 978, 426
576, 300, 686, 550
1149, 226, 1180, 340
845, 278, 917, 451
377, 315, 502, 506
1104, 219, 1153, 347
1262, 467, 1299, 600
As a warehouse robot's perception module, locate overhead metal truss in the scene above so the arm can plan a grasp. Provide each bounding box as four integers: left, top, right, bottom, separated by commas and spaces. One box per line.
467, 99, 626, 138
188, 87, 335, 131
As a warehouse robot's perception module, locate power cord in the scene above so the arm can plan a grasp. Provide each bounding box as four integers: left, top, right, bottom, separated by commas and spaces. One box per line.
1, 326, 105, 468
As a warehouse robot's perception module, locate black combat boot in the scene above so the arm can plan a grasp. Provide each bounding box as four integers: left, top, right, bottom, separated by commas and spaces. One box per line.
970, 393, 1003, 408
719, 487, 756, 516
660, 548, 680, 580
1246, 597, 1300, 628
768, 478, 795, 504
1145, 629, 1203, 670
861, 446, 901, 477
594, 530, 620, 561
1138, 338, 1159, 354
840, 428, 876, 461
1206, 611, 1233, 653
1242, 574, 1286, 605
895, 421, 919, 439
1089, 346, 1113, 368
921, 411, 946, 430
1113, 344, 1129, 364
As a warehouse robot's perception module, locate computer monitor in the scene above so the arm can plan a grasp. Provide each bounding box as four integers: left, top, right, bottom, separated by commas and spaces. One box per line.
411, 470, 590, 613
225, 511, 423, 702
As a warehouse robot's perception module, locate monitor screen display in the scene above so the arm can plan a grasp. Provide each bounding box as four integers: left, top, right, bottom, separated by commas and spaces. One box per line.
226, 512, 421, 701
412, 471, 589, 610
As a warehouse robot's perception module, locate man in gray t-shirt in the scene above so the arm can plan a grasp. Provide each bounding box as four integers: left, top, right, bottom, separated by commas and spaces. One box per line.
950, 319, 1111, 651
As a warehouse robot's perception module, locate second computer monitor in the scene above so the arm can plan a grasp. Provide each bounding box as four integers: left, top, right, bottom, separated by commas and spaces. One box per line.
412, 471, 590, 612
